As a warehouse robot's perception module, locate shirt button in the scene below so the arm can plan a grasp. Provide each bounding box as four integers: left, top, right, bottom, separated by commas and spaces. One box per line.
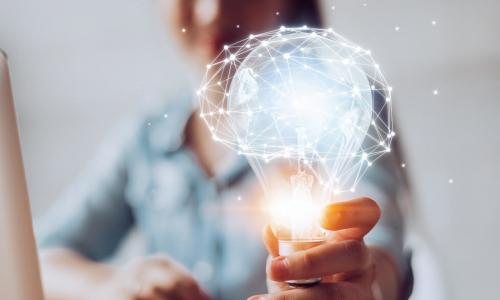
193, 260, 214, 283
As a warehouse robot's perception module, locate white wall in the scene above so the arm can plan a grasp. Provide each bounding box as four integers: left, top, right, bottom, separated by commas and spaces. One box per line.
0, 0, 190, 215
1, 0, 499, 299
327, 1, 500, 299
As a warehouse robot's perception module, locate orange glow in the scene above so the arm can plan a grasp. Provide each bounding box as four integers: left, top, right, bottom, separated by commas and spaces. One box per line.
265, 189, 328, 241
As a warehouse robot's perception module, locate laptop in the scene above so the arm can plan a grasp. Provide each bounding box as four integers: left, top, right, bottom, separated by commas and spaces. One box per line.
0, 49, 44, 299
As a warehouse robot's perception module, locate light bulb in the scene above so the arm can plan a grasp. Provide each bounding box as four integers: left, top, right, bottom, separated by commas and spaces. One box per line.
198, 27, 393, 286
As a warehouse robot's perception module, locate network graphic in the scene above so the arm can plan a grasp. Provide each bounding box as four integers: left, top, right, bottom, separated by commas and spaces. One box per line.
198, 26, 394, 196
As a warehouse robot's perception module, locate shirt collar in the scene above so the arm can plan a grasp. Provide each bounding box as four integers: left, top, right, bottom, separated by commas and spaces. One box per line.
147, 96, 252, 190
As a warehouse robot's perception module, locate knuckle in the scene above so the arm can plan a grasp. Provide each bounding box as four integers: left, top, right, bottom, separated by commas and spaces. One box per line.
137, 285, 155, 298
300, 251, 317, 271
171, 275, 196, 291
344, 240, 368, 265
182, 277, 198, 290
171, 278, 184, 290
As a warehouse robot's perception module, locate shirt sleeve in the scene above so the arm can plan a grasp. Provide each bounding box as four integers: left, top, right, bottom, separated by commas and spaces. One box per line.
35, 120, 140, 261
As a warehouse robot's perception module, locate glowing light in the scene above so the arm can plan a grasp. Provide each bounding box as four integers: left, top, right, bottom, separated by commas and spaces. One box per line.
198, 28, 394, 263
433, 89, 439, 95
198, 27, 394, 195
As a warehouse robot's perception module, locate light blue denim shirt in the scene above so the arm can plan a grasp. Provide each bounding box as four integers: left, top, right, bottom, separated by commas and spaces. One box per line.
37, 96, 409, 299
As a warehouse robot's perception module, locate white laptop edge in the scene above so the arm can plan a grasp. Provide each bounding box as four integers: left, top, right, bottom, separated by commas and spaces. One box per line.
0, 49, 44, 300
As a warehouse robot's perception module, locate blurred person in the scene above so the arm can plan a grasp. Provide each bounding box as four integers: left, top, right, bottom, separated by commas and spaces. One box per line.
37, 0, 411, 299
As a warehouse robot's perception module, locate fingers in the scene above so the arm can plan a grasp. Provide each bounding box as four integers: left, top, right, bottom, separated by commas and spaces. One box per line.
321, 197, 381, 241
134, 256, 211, 300
268, 240, 371, 281
248, 282, 370, 300
263, 224, 279, 257
153, 272, 211, 300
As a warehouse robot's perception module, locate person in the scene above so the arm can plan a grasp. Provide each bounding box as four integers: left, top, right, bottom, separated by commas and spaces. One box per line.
37, 0, 411, 299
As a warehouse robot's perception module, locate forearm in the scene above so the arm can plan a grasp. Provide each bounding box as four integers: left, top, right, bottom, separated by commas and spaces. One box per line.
40, 248, 114, 300
370, 247, 401, 300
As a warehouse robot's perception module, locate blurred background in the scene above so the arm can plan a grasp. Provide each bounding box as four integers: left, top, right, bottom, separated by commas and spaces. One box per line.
1, 0, 498, 299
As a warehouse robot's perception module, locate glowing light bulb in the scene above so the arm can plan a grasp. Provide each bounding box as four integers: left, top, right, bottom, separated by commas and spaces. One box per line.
198, 27, 394, 286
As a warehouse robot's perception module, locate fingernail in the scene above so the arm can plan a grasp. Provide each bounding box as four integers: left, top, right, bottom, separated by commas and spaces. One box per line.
270, 256, 289, 279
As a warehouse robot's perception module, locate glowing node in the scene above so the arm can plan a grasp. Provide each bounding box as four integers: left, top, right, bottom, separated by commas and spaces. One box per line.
198, 27, 394, 195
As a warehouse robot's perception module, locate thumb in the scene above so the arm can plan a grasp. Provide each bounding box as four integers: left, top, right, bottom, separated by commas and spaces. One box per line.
320, 197, 381, 241
262, 224, 279, 257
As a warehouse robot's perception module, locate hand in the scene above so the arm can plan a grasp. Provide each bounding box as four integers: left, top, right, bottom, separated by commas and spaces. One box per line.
92, 254, 212, 300
249, 197, 400, 300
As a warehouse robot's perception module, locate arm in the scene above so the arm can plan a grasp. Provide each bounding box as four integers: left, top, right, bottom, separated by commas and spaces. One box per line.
37, 122, 137, 299
40, 248, 114, 300
37, 120, 212, 300
41, 248, 211, 300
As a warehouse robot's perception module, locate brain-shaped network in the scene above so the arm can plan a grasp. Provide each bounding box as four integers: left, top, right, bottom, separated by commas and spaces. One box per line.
198, 27, 394, 192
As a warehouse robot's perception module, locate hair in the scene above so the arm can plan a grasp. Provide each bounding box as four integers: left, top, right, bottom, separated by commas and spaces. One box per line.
283, 0, 323, 28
